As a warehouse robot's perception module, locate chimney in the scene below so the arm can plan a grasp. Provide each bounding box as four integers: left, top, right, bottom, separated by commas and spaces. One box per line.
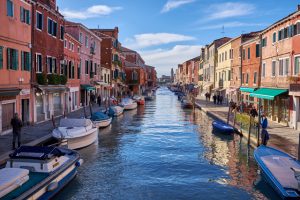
298, 5, 300, 11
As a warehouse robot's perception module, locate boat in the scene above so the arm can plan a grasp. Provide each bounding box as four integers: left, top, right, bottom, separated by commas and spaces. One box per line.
132, 95, 145, 105
108, 106, 124, 117
212, 121, 234, 134
0, 146, 82, 200
254, 146, 300, 199
91, 112, 112, 128
120, 98, 138, 110
52, 118, 98, 150
143, 90, 155, 101
181, 97, 193, 109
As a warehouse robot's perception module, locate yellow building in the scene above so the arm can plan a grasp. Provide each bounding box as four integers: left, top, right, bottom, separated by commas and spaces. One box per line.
215, 40, 233, 101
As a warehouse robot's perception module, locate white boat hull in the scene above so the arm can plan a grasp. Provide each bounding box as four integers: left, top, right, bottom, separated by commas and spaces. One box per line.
124, 102, 138, 110
93, 117, 112, 128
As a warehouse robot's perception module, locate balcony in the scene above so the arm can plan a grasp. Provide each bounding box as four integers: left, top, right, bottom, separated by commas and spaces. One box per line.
36, 73, 67, 85
219, 79, 224, 88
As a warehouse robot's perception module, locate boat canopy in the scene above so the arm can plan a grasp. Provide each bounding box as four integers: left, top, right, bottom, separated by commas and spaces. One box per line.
91, 112, 110, 121
250, 88, 288, 100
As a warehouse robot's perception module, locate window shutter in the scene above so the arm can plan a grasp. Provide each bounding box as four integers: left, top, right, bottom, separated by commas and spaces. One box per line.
26, 10, 30, 25
15, 50, 18, 70
7, 48, 11, 69
21, 51, 24, 70
27, 52, 31, 71
20, 7, 23, 22
0, 46, 3, 69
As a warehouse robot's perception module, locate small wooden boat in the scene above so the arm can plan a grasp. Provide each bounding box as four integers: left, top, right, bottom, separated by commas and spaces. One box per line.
254, 146, 300, 199
0, 146, 82, 200
108, 106, 124, 117
91, 112, 112, 128
120, 98, 137, 110
212, 121, 234, 134
52, 118, 98, 150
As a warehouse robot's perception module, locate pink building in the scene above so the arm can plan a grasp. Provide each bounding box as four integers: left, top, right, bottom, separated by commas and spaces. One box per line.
65, 22, 101, 106
0, 0, 32, 133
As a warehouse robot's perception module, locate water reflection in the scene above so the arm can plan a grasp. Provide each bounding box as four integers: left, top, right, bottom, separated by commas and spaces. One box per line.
56, 87, 276, 200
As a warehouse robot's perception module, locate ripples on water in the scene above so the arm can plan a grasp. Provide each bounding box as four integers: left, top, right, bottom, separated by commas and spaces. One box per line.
56, 87, 279, 200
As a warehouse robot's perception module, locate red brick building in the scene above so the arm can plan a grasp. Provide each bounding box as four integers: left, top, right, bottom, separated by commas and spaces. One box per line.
31, 0, 66, 122
0, 0, 33, 133
63, 33, 81, 112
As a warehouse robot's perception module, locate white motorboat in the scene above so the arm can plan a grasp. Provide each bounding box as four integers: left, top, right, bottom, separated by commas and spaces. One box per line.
52, 118, 98, 150
91, 112, 112, 128
0, 146, 82, 200
108, 106, 124, 117
120, 98, 138, 110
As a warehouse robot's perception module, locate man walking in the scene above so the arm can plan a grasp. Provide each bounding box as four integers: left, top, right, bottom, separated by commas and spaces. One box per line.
260, 114, 269, 145
11, 113, 23, 149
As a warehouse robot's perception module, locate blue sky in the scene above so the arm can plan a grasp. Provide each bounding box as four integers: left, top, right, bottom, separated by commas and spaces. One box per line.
57, 0, 298, 76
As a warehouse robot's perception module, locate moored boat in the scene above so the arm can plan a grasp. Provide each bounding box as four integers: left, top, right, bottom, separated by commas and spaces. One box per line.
181, 97, 193, 109
0, 146, 82, 200
91, 112, 112, 128
212, 121, 234, 134
254, 146, 300, 199
132, 95, 145, 105
52, 118, 98, 150
108, 106, 124, 117
120, 98, 138, 110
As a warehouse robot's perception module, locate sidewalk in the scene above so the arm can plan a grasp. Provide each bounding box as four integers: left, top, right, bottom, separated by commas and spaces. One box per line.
0, 104, 104, 165
195, 96, 299, 157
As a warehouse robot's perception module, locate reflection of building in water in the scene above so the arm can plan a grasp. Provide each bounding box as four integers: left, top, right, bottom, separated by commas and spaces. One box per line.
194, 109, 259, 190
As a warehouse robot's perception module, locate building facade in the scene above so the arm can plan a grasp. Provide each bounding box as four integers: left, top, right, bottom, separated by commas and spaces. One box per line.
0, 0, 33, 133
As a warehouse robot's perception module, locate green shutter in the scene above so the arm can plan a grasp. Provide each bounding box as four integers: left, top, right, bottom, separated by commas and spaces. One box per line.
28, 53, 31, 71
20, 7, 23, 22
7, 48, 11, 69
21, 51, 24, 70
15, 50, 18, 70
0, 47, 3, 69
26, 10, 30, 25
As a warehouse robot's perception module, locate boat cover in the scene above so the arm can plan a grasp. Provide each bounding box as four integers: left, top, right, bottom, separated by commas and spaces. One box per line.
261, 155, 299, 190
91, 112, 110, 121
0, 168, 29, 198
10, 146, 64, 160
121, 98, 134, 105
59, 118, 92, 128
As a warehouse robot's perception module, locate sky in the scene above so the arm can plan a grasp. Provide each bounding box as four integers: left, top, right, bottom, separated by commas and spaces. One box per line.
57, 0, 298, 77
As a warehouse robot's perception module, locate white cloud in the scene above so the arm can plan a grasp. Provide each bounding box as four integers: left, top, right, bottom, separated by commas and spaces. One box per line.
199, 21, 265, 30
61, 5, 122, 19
125, 33, 196, 49
161, 0, 195, 13
140, 45, 202, 76
206, 2, 255, 20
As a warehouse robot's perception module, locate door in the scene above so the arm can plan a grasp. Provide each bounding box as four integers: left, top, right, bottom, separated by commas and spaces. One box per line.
21, 99, 30, 125
53, 93, 62, 116
2, 103, 15, 131
36, 94, 44, 122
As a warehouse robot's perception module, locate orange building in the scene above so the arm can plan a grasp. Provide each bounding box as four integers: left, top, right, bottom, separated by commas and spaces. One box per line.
63, 33, 81, 112
0, 0, 33, 134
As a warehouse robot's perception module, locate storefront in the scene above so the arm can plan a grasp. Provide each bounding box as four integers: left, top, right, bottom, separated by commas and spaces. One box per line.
80, 84, 96, 106
68, 87, 80, 112
250, 88, 289, 123
240, 87, 256, 105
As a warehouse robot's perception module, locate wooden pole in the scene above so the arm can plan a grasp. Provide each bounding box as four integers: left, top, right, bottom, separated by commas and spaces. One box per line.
248, 117, 251, 146
257, 99, 261, 147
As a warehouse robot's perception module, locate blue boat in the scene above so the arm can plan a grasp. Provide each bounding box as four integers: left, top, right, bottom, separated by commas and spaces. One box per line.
91, 112, 112, 128
212, 121, 234, 134
254, 146, 300, 199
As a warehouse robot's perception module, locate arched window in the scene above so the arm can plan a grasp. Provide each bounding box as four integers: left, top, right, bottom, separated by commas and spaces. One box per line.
132, 70, 138, 80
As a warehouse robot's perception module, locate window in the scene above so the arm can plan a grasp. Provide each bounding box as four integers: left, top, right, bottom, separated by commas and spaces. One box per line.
36, 54, 42, 73
68, 61, 72, 79
278, 29, 283, 41
36, 12, 43, 30
78, 61, 81, 79
0, 46, 3, 69
262, 63, 266, 78
47, 18, 57, 37
20, 7, 30, 25
64, 39, 67, 48
294, 22, 300, 36
104, 74, 107, 82
228, 70, 231, 80
21, 51, 31, 71
7, 48, 18, 70
254, 72, 257, 84
85, 60, 89, 74
60, 26, 64, 40
219, 54, 221, 62
225, 51, 227, 60
132, 71, 138, 80
247, 48, 250, 59
79, 33, 83, 43
256, 44, 260, 58
47, 56, 56, 73
242, 73, 245, 84
7, 0, 13, 17
295, 57, 300, 75
222, 53, 224, 61
242, 49, 246, 60
72, 63, 75, 79
94, 63, 97, 75
262, 37, 267, 47
272, 60, 276, 76
279, 59, 284, 76
60, 62, 64, 75
284, 58, 289, 76
272, 32, 276, 43
229, 49, 233, 59
246, 73, 249, 84
77, 46, 80, 53
108, 74, 110, 82
284, 27, 288, 39
289, 25, 294, 37
85, 36, 88, 48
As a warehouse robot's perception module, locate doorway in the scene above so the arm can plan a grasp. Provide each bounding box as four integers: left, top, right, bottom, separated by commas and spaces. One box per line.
21, 99, 30, 125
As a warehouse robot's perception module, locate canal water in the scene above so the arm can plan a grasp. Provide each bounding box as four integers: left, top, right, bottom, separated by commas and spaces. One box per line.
57, 87, 279, 200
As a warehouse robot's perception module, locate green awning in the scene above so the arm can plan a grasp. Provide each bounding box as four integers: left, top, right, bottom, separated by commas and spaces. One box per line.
250, 88, 288, 100
81, 84, 95, 91
240, 87, 255, 93
0, 88, 21, 97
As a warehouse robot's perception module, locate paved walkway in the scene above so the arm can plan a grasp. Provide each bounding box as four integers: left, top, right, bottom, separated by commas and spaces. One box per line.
0, 104, 104, 164
195, 96, 299, 157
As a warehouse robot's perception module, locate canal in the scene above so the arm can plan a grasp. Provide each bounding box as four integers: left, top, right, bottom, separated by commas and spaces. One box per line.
56, 87, 279, 200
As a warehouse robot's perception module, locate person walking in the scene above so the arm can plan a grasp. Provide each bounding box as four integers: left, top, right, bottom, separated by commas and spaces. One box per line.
260, 114, 269, 145
97, 95, 101, 107
219, 95, 223, 105
217, 94, 220, 104
213, 94, 217, 104
11, 113, 23, 149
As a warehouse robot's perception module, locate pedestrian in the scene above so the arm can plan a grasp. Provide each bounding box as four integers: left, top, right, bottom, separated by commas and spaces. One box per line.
213, 94, 217, 104
208, 93, 211, 102
260, 114, 269, 145
205, 92, 208, 101
250, 106, 258, 118
217, 94, 220, 104
219, 95, 223, 105
11, 113, 23, 149
97, 95, 101, 107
